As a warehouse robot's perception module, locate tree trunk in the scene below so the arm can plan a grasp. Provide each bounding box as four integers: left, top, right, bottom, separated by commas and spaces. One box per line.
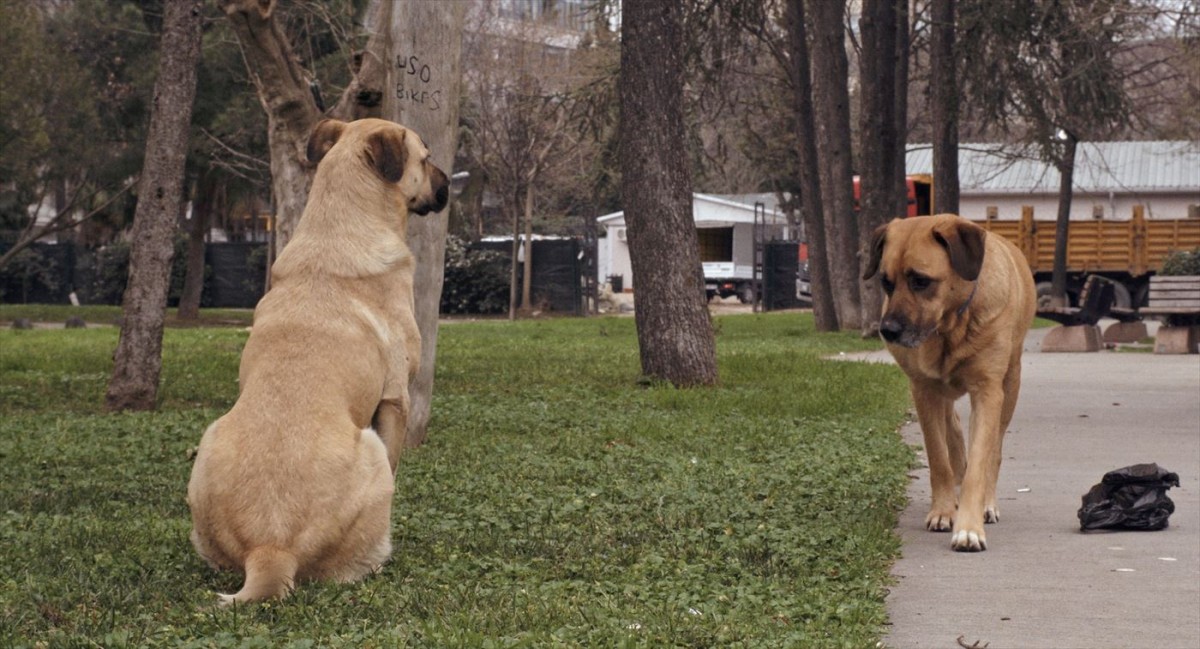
857, 0, 901, 336
893, 0, 911, 221
106, 0, 203, 412
509, 194, 520, 321
1051, 133, 1077, 307
784, 0, 837, 332
620, 0, 718, 387
383, 0, 467, 447
520, 183, 534, 313
178, 173, 215, 320
806, 0, 861, 330
930, 0, 960, 216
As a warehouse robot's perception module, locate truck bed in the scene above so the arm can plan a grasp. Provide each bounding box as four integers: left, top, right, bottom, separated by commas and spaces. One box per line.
976, 207, 1200, 276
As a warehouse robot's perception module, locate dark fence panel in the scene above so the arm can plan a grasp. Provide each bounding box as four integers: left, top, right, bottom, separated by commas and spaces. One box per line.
763, 240, 806, 311
0, 242, 77, 304
476, 239, 584, 315
205, 242, 267, 309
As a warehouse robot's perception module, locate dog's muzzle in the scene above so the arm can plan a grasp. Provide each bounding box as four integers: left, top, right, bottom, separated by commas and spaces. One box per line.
411, 166, 450, 216
880, 314, 934, 348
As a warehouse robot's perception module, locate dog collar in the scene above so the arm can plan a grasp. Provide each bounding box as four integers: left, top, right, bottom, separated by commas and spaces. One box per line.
957, 282, 978, 316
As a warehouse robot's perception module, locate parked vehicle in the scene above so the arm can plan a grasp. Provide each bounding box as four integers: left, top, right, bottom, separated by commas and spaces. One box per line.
703, 261, 757, 303
854, 175, 1200, 309
974, 206, 1200, 309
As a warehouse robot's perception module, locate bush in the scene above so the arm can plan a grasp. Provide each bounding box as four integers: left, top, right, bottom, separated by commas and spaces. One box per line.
441, 235, 509, 314
1160, 248, 1200, 276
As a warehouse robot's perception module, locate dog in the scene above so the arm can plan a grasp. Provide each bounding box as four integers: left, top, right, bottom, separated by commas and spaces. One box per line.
187, 118, 449, 603
864, 213, 1035, 552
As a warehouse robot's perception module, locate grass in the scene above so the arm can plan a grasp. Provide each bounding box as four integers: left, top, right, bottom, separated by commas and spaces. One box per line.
0, 313, 913, 648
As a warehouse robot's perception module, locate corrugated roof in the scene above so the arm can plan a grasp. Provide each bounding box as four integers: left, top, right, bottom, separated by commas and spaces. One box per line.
596, 193, 787, 225
906, 141, 1200, 194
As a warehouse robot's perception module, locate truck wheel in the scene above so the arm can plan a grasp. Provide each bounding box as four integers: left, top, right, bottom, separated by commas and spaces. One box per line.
1035, 282, 1055, 310
1111, 282, 1132, 310
738, 285, 755, 304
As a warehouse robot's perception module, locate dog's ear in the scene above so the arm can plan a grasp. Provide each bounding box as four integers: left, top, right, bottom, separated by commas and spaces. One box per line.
366, 127, 408, 183
933, 219, 986, 281
862, 222, 889, 280
306, 119, 347, 164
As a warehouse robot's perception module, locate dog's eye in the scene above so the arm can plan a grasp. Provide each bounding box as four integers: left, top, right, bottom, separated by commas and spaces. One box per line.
908, 274, 933, 292
880, 276, 895, 295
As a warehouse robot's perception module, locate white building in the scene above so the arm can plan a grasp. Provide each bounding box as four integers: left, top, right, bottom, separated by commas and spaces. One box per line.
596, 193, 788, 292
906, 141, 1200, 222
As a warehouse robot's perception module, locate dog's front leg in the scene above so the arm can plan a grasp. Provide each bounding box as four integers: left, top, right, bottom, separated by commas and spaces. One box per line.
911, 381, 958, 532
373, 398, 408, 474
954, 385, 1005, 551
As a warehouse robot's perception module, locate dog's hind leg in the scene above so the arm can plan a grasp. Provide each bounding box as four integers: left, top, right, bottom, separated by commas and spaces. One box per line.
372, 398, 409, 473
912, 381, 958, 533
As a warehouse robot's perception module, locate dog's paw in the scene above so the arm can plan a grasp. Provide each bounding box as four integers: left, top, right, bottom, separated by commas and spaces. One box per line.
924, 508, 955, 532
984, 505, 1000, 524
950, 528, 987, 552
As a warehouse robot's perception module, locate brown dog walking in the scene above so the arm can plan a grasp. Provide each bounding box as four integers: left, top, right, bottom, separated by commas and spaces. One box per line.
187, 119, 449, 603
864, 214, 1036, 551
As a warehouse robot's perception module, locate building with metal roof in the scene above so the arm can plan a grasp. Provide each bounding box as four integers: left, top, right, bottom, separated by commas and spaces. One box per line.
595, 193, 790, 292
906, 141, 1200, 221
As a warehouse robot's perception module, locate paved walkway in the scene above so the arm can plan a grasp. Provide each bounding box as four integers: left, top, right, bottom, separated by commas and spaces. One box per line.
869, 328, 1200, 649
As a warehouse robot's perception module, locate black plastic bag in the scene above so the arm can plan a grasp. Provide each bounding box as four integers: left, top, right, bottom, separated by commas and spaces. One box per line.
1078, 463, 1180, 531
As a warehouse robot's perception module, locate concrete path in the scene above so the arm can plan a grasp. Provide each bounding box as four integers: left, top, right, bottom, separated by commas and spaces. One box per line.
875, 329, 1200, 649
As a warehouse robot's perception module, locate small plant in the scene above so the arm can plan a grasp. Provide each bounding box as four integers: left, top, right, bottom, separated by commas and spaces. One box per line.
1160, 247, 1200, 276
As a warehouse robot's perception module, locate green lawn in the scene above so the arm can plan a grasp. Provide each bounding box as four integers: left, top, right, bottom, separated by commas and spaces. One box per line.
0, 313, 913, 648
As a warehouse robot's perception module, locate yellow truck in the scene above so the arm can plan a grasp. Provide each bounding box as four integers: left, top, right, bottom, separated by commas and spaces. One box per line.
975, 206, 1200, 309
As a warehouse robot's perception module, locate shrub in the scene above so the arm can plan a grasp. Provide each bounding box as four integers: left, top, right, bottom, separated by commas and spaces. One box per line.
1160, 247, 1200, 276
441, 235, 510, 314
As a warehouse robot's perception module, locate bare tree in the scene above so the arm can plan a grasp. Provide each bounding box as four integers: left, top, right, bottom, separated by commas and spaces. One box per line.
893, 0, 911, 223
177, 172, 217, 320
783, 0, 838, 331
958, 0, 1138, 307
218, 0, 388, 254
929, 0, 960, 216
857, 0, 904, 335
620, 0, 718, 387
459, 7, 588, 318
106, 0, 204, 411
806, 0, 861, 330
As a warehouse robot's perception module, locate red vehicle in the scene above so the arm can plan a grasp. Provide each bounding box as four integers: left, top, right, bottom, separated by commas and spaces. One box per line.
853, 174, 933, 217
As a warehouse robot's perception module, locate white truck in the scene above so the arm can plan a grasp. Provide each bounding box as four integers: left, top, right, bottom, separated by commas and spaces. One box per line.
703, 261, 757, 303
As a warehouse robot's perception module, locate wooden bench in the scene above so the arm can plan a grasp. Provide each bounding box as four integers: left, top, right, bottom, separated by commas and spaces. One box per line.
1139, 275, 1200, 354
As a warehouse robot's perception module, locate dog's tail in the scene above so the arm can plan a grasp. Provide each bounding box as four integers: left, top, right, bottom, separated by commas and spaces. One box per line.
217, 546, 299, 606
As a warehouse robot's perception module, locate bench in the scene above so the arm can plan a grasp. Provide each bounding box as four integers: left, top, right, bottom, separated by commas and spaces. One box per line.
1038, 275, 1118, 352
1038, 274, 1115, 327
1139, 275, 1200, 354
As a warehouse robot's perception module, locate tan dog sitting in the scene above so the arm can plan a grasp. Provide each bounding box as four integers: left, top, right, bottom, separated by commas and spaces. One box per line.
187, 118, 449, 603
864, 214, 1036, 552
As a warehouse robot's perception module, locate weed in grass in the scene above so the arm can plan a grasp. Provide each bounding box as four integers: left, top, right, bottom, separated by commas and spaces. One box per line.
0, 312, 911, 648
